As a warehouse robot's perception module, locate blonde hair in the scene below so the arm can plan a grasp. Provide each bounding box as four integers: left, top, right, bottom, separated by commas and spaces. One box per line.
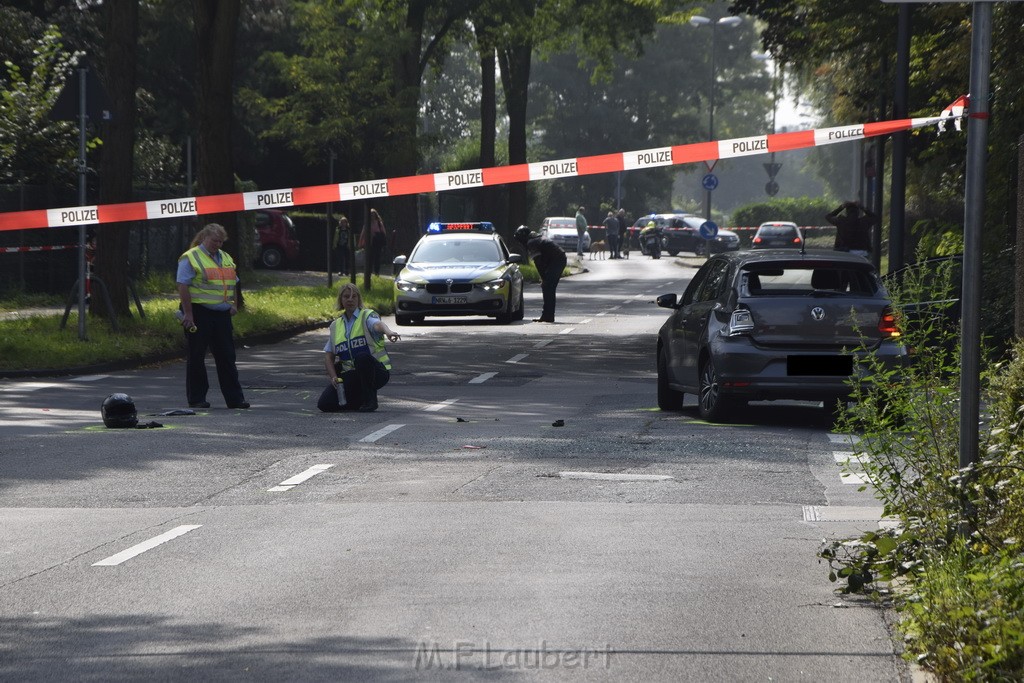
191, 223, 228, 248
335, 282, 363, 311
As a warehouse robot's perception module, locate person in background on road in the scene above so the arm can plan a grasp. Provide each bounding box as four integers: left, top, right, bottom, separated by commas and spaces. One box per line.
603, 210, 620, 259
516, 225, 567, 323
176, 223, 249, 410
574, 206, 588, 259
333, 214, 351, 276
318, 282, 400, 413
359, 208, 388, 276
826, 200, 876, 258
616, 208, 629, 259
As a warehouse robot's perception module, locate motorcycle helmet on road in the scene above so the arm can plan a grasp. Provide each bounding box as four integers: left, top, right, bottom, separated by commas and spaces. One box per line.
101, 393, 138, 428
514, 225, 533, 243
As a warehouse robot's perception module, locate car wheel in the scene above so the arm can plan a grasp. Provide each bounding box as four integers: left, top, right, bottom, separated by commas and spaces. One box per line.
513, 289, 525, 321
496, 300, 514, 324
260, 246, 284, 269
694, 241, 707, 257
667, 249, 679, 257
698, 356, 734, 422
657, 347, 684, 411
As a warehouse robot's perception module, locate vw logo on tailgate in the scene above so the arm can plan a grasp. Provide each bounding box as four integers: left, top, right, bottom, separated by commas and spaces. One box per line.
810, 306, 826, 321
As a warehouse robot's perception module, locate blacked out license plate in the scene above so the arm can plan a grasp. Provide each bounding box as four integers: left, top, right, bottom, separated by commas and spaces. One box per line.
787, 355, 853, 376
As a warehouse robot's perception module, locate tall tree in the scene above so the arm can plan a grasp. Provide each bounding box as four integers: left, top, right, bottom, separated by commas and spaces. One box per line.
93, 0, 139, 318
192, 0, 241, 246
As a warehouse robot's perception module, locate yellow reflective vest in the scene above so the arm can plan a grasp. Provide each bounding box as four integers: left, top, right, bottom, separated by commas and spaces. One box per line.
181, 246, 237, 306
330, 309, 392, 372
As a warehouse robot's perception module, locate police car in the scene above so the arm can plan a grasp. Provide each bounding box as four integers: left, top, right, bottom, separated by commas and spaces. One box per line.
392, 222, 525, 325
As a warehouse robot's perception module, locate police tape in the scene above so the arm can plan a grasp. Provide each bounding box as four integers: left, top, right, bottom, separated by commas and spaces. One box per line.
0, 109, 962, 234
0, 244, 78, 253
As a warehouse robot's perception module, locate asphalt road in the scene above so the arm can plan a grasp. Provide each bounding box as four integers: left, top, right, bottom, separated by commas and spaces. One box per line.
0, 255, 907, 682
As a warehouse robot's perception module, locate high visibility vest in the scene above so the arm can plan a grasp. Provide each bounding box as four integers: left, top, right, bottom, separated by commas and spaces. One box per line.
181, 247, 236, 305
330, 309, 392, 372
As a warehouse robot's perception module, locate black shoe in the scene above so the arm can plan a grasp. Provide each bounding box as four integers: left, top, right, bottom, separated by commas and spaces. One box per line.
228, 401, 250, 409
358, 396, 378, 412
188, 401, 210, 409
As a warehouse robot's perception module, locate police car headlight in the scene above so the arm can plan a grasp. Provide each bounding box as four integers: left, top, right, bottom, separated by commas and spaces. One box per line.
396, 279, 421, 292
478, 279, 506, 292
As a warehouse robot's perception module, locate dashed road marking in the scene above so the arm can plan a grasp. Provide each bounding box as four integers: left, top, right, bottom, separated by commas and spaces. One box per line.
559, 471, 673, 482
93, 525, 202, 566
424, 398, 459, 412
841, 472, 870, 485
828, 433, 860, 445
580, 318, 593, 324
596, 312, 608, 317
469, 372, 497, 384
360, 424, 405, 443
833, 450, 856, 463
505, 353, 528, 364
268, 464, 334, 492
533, 339, 554, 349
558, 328, 575, 335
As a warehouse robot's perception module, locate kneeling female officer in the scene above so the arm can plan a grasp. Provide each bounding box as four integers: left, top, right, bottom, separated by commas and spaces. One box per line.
318, 283, 400, 413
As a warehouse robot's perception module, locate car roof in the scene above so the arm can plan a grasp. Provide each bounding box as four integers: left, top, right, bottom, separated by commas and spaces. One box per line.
757, 221, 798, 228
712, 248, 877, 268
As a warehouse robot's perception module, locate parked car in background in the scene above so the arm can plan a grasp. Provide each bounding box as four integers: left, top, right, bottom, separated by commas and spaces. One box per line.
629, 213, 739, 256
751, 221, 803, 249
254, 209, 300, 269
884, 254, 963, 353
655, 249, 906, 421
540, 216, 590, 253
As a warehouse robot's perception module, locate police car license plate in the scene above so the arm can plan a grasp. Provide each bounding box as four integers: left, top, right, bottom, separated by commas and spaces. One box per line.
433, 296, 467, 304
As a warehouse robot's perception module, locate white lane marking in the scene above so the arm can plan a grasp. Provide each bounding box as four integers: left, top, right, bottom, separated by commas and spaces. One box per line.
469, 372, 497, 384
580, 319, 593, 324
828, 433, 861, 445
505, 354, 528, 364
608, 305, 621, 311
4, 382, 62, 393
268, 464, 334, 491
595, 312, 608, 317
558, 328, 575, 335
833, 450, 856, 463
841, 472, 870, 485
424, 398, 459, 412
802, 505, 887, 522
75, 375, 110, 382
559, 471, 674, 482
360, 424, 406, 443
533, 339, 553, 349
92, 525, 202, 566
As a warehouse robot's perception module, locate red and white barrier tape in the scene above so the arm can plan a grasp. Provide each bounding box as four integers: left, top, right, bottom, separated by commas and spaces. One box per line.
0, 108, 962, 233
0, 244, 78, 253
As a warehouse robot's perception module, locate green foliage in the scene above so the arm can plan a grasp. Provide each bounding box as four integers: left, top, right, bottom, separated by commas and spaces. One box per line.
731, 196, 834, 226
0, 26, 83, 187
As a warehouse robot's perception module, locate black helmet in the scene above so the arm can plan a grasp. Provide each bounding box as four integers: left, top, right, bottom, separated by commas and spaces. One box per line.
514, 225, 533, 243
101, 393, 138, 428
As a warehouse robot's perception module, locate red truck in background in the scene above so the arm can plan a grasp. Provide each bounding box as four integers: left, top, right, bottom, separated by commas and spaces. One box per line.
254, 209, 300, 269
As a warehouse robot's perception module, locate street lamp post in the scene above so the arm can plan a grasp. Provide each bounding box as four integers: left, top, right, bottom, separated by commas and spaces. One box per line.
690, 15, 742, 221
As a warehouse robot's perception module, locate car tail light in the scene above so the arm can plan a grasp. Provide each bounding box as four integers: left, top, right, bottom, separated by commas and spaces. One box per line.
878, 307, 901, 338
793, 237, 802, 244
752, 237, 762, 245
725, 308, 754, 336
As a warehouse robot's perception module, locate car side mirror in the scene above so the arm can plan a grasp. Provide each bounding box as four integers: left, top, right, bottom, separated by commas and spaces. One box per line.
656, 293, 679, 309
508, 253, 523, 264
392, 256, 407, 266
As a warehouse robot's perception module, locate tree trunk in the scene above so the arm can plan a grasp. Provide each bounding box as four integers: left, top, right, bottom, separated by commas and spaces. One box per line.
475, 24, 498, 228
93, 0, 139, 319
499, 42, 532, 233
192, 0, 241, 249
1016, 133, 1024, 338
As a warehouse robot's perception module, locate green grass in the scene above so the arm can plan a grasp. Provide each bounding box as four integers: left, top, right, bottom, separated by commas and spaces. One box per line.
0, 275, 397, 372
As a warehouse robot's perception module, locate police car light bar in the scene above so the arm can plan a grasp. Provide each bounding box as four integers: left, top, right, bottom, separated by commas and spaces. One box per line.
426, 221, 495, 234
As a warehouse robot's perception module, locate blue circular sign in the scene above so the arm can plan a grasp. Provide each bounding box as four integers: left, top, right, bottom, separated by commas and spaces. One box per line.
701, 173, 719, 191
699, 221, 719, 240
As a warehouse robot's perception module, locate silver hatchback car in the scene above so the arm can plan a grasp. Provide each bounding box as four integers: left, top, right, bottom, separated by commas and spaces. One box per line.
655, 249, 906, 422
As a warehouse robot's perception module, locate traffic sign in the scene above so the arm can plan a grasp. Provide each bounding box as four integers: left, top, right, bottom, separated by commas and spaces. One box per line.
699, 221, 719, 240
763, 162, 782, 179
701, 173, 719, 191
765, 180, 779, 197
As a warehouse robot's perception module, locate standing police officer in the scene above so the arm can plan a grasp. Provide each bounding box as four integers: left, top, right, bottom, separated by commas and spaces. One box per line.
176, 223, 249, 409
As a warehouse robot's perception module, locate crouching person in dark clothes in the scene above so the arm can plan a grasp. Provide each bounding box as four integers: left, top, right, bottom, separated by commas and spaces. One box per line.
515, 225, 567, 323
318, 283, 400, 413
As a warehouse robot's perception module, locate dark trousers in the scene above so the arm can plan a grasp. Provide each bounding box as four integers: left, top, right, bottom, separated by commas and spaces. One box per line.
369, 232, 386, 276
540, 256, 566, 321
608, 234, 621, 258
317, 355, 390, 411
186, 305, 245, 406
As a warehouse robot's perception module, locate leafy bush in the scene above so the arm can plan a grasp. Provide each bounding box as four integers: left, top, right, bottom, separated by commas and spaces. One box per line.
730, 196, 834, 227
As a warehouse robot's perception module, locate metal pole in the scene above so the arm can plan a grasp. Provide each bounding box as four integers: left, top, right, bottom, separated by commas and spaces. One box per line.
77, 66, 87, 341
959, 2, 992, 489
327, 151, 335, 288
706, 25, 716, 221
889, 4, 912, 273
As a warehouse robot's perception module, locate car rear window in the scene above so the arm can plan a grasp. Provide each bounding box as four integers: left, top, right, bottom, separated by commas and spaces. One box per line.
757, 226, 795, 237
547, 219, 575, 229
742, 265, 879, 296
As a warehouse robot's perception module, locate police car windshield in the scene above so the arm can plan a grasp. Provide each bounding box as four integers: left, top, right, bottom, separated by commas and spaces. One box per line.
412, 239, 502, 264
